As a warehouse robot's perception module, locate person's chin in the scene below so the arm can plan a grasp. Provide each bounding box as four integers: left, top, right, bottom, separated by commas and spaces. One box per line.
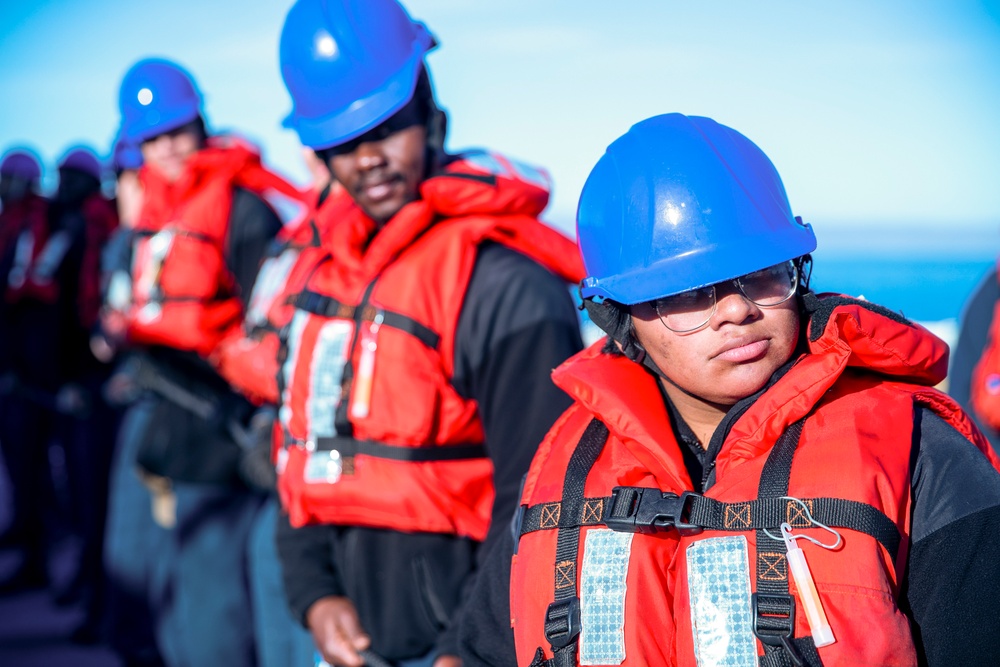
362, 196, 409, 225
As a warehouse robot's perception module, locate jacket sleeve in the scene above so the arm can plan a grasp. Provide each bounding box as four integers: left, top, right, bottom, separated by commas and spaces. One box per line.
443, 242, 583, 658
226, 188, 284, 309
275, 510, 344, 626
456, 520, 519, 666
903, 406, 1000, 665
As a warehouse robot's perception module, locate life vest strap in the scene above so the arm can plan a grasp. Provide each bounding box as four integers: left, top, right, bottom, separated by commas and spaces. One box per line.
518, 490, 900, 561
532, 418, 609, 667
294, 289, 440, 350
311, 435, 487, 462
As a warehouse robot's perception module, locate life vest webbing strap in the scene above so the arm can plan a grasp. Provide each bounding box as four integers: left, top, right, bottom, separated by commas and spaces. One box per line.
313, 436, 486, 462
534, 418, 609, 667
518, 493, 900, 561
754, 419, 824, 667
294, 289, 440, 350
245, 321, 281, 340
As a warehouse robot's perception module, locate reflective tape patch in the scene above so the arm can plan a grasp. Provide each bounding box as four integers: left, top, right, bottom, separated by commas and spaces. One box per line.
278, 310, 308, 431
307, 319, 352, 439
462, 152, 506, 176
687, 536, 758, 667
579, 529, 633, 665
245, 248, 299, 328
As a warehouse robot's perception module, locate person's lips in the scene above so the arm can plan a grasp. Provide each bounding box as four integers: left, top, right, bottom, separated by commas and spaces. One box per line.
713, 337, 770, 363
357, 175, 399, 203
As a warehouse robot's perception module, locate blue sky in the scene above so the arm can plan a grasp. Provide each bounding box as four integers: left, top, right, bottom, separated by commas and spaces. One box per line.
2, 0, 999, 243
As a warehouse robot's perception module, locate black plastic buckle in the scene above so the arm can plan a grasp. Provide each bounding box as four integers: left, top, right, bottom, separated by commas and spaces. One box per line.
543, 597, 581, 649
603, 487, 703, 535
752, 593, 796, 646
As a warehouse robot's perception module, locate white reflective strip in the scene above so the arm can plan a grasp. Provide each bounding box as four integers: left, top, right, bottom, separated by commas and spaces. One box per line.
278, 310, 308, 431
579, 529, 633, 665
307, 319, 352, 439
31, 230, 72, 280
245, 248, 299, 328
505, 156, 552, 191
462, 152, 506, 176
687, 536, 758, 667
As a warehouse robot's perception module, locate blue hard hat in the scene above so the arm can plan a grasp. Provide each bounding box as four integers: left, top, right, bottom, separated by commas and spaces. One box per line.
279, 0, 436, 150
58, 145, 103, 180
578, 113, 817, 305
0, 147, 42, 182
117, 58, 203, 145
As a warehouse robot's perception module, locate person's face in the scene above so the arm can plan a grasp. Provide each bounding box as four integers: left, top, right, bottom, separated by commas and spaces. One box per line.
140, 123, 202, 182
324, 104, 427, 226
0, 175, 30, 206
631, 279, 801, 408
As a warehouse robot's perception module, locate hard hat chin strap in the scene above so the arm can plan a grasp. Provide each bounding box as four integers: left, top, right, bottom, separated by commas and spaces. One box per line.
582, 298, 665, 378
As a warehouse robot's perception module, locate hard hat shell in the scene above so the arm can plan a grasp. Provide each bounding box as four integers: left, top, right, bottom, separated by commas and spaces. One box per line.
117, 58, 203, 145
58, 145, 103, 180
0, 148, 42, 182
578, 113, 816, 306
279, 0, 436, 149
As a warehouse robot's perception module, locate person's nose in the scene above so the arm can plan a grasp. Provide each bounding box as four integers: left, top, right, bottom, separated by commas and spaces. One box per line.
711, 283, 760, 327
354, 141, 387, 172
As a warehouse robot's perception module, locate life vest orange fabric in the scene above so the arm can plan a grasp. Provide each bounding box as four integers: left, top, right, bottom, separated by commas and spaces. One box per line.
212, 204, 334, 406
127, 137, 307, 357
276, 151, 584, 539
4, 194, 62, 305
511, 297, 997, 667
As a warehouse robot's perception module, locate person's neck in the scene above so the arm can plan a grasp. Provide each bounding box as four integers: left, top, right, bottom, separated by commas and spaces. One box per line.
659, 380, 730, 450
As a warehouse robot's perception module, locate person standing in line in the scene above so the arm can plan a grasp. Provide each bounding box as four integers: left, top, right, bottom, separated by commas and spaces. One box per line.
96, 135, 170, 667
208, 150, 336, 667
272, 1, 586, 665
101, 57, 304, 667
0, 147, 54, 593
949, 265, 1000, 455
459, 113, 1000, 667
43, 145, 122, 643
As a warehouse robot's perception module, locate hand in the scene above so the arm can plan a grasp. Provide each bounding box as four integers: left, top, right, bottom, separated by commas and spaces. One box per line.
307, 596, 371, 667
55, 383, 87, 414
433, 656, 462, 667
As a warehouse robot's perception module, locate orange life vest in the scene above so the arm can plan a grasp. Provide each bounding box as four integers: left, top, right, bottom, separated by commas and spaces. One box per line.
970, 265, 1000, 430
275, 151, 584, 539
511, 295, 998, 667
127, 137, 307, 357
4, 194, 63, 305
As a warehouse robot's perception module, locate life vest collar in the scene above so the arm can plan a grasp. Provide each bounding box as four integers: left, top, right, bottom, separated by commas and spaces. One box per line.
139, 136, 308, 227
803, 292, 948, 384
321, 150, 583, 286
555, 295, 949, 490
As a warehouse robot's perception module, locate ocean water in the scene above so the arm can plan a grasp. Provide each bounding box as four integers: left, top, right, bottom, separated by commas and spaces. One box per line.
810, 223, 999, 325
809, 255, 993, 324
